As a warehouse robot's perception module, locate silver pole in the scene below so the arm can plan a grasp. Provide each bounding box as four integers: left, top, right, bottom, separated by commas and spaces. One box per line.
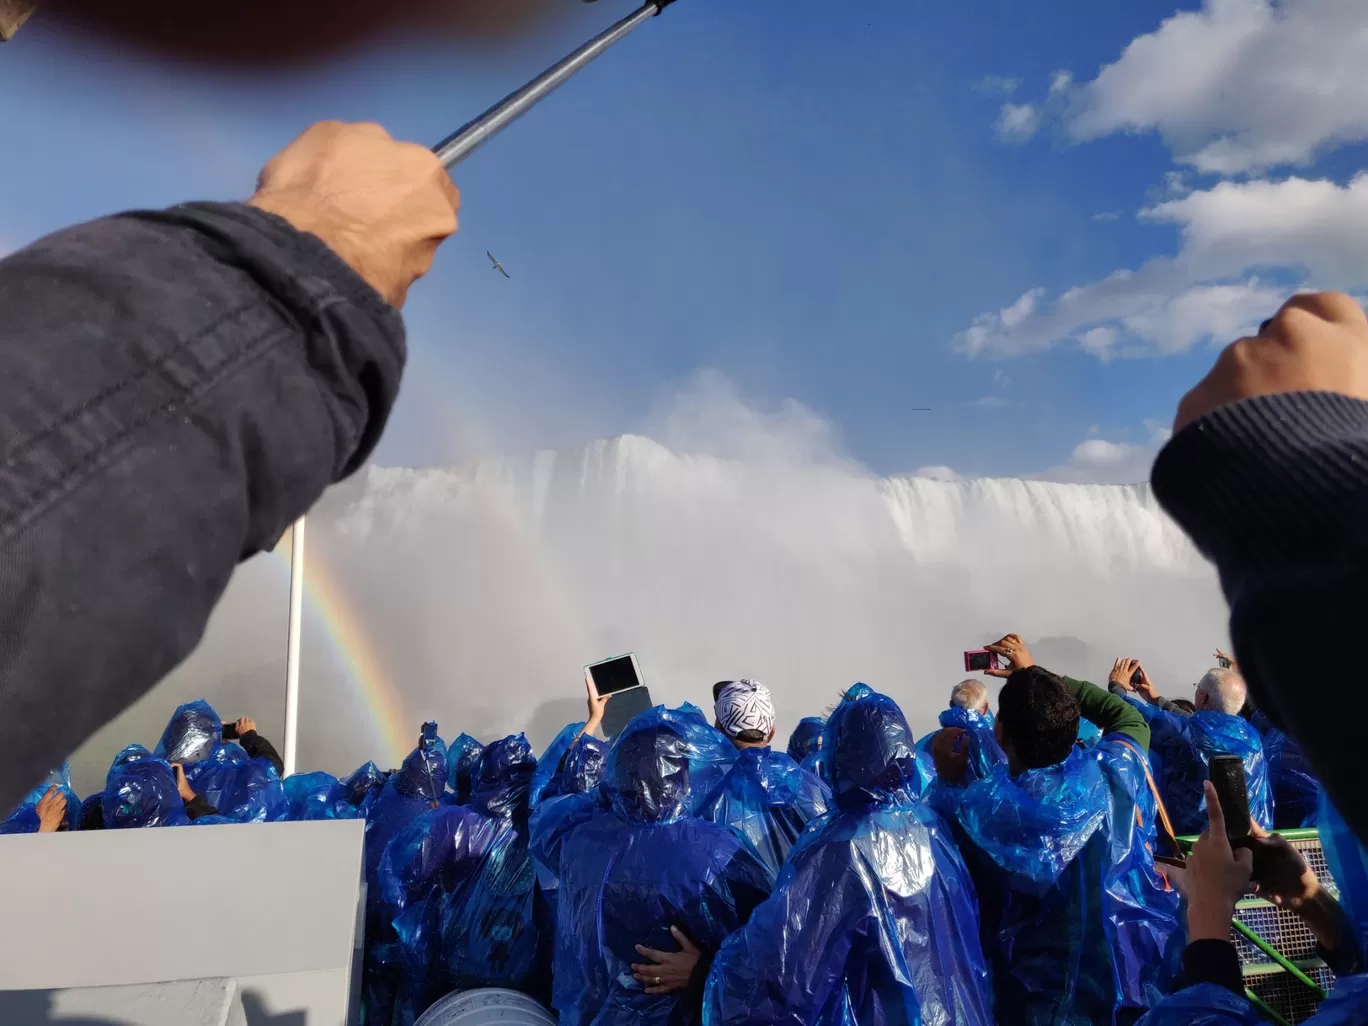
433, 0, 672, 169
283, 516, 306, 778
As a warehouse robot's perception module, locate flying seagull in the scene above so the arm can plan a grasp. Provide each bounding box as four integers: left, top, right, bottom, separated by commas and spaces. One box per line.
487, 251, 511, 279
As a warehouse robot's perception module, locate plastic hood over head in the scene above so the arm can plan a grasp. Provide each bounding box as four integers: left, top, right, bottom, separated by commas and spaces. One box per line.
446, 733, 484, 804
283, 771, 357, 821
917, 705, 1006, 786
786, 717, 825, 762
468, 733, 536, 819
107, 744, 153, 787
941, 704, 994, 731
825, 686, 924, 808
395, 733, 449, 803
955, 746, 1108, 884
154, 699, 221, 765
698, 746, 831, 873
341, 761, 386, 814
605, 704, 736, 824
104, 757, 189, 828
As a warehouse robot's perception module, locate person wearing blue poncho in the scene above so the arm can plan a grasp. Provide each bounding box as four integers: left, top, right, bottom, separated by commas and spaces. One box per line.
786, 717, 825, 763
699, 684, 992, 1026
531, 704, 770, 1026
361, 727, 450, 1022
916, 679, 1006, 786
373, 733, 544, 1025
446, 732, 484, 806
932, 636, 1182, 1026
0, 763, 81, 833
698, 680, 831, 875
1264, 725, 1320, 830
1112, 665, 1272, 836
153, 701, 288, 823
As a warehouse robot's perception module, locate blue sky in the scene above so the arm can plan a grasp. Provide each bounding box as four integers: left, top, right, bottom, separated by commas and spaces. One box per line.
2, 0, 1365, 482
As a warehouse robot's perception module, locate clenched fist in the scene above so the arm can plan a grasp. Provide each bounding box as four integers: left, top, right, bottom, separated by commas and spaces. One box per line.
249, 122, 461, 308
1175, 292, 1368, 432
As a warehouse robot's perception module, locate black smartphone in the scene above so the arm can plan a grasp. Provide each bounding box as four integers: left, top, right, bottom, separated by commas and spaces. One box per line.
1216, 655, 1233, 670
221, 722, 239, 741
1154, 854, 1187, 870
1208, 754, 1252, 845
1130, 666, 1144, 687
420, 721, 439, 748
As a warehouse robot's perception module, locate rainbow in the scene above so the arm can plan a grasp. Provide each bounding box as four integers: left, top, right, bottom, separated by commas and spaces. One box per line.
269, 529, 412, 768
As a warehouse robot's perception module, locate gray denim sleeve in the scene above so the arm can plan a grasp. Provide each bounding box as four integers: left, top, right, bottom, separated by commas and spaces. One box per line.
0, 202, 405, 809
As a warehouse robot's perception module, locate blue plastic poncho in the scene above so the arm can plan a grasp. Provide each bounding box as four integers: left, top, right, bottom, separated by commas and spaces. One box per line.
103, 757, 190, 828
340, 761, 387, 818
529, 722, 586, 808
365, 732, 451, 899
704, 687, 992, 1026
154, 699, 222, 764
1, 763, 81, 834
183, 741, 288, 823
282, 771, 357, 821
916, 705, 1006, 787
1266, 726, 1320, 829
786, 717, 826, 762
697, 746, 830, 874
939, 729, 1182, 1024
446, 732, 484, 805
1320, 791, 1368, 975
375, 734, 543, 1024
538, 705, 769, 1026
1136, 704, 1271, 836
558, 734, 607, 796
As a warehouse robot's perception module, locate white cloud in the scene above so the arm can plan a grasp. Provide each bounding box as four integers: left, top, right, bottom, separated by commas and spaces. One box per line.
1035, 421, 1173, 485
969, 396, 1010, 409
1067, 0, 1368, 174
914, 465, 962, 481
1048, 70, 1074, 97
956, 174, 1368, 358
976, 75, 1021, 96
1092, 211, 1121, 222
995, 103, 1040, 143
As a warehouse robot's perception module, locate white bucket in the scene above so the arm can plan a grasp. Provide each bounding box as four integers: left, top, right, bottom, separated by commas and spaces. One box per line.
414, 988, 556, 1026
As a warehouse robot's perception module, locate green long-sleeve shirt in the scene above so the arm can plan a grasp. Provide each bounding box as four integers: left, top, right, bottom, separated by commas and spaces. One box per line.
1061, 676, 1151, 753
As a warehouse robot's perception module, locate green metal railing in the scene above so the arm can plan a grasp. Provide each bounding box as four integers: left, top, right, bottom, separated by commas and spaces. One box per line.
1174, 830, 1329, 1026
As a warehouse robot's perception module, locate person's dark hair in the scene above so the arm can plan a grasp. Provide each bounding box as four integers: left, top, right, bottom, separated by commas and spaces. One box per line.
1171, 698, 1197, 714
996, 666, 1080, 770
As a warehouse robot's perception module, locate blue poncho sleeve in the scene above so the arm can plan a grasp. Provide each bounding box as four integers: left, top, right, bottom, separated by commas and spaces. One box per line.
529, 722, 587, 808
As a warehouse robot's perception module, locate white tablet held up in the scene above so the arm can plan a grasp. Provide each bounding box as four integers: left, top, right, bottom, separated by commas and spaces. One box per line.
584, 652, 645, 697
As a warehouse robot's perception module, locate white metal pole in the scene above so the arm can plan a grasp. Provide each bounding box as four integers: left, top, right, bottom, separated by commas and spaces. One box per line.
283, 515, 306, 778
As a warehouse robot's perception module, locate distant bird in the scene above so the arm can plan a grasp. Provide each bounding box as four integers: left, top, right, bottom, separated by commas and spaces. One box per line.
488, 251, 510, 279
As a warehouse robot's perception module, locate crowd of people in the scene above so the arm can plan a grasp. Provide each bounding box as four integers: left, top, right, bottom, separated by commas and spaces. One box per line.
4, 112, 1368, 1026
7, 636, 1364, 1026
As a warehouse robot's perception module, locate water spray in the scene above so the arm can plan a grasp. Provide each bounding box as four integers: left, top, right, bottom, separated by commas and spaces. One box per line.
283, 0, 682, 775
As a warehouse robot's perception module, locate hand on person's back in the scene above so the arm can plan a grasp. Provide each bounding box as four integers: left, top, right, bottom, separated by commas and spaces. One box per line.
1175, 292, 1368, 432
248, 122, 461, 309
35, 785, 67, 833
931, 728, 969, 785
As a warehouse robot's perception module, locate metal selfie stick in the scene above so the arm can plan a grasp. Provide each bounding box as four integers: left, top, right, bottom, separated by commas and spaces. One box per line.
282, 0, 678, 777
433, 0, 677, 168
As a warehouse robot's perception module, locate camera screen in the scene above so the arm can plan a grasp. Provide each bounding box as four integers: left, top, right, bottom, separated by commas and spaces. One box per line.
966, 651, 993, 671
589, 655, 643, 696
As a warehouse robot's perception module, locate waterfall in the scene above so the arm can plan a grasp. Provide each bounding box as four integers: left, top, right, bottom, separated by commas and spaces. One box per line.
72, 436, 1228, 788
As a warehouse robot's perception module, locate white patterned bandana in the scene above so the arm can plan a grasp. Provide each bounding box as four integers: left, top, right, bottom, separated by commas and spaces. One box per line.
714, 679, 776, 740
